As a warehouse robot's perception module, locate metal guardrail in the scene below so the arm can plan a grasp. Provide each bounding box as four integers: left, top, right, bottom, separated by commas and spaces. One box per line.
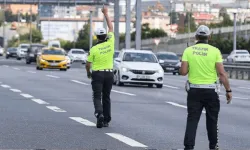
223, 62, 250, 66
224, 65, 250, 80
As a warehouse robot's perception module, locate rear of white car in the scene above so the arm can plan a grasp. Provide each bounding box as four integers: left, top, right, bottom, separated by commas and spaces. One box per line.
114, 50, 164, 88
227, 50, 250, 63
0, 47, 3, 56
17, 44, 30, 60
68, 49, 87, 63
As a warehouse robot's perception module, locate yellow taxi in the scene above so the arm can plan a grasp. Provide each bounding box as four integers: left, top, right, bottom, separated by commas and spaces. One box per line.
36, 47, 68, 71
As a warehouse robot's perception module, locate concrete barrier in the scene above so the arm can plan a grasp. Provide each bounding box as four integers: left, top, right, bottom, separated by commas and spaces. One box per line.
224, 65, 250, 80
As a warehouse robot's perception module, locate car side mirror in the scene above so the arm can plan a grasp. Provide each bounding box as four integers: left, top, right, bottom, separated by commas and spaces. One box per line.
159, 59, 164, 64
115, 58, 121, 62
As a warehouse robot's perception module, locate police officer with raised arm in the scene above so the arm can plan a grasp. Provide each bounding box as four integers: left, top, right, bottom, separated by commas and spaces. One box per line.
179, 25, 232, 150
86, 6, 114, 128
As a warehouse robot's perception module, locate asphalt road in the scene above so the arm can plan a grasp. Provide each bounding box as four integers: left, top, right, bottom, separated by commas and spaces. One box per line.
0, 57, 250, 150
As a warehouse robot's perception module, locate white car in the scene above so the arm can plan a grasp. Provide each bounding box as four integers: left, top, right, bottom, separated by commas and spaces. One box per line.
227, 50, 250, 63
0, 47, 3, 56
68, 49, 87, 63
16, 43, 30, 60
113, 49, 164, 88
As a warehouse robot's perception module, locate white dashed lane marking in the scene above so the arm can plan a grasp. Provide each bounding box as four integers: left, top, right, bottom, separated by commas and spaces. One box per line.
219, 95, 248, 100
31, 99, 49, 105
166, 102, 206, 114
10, 89, 22, 92
71, 80, 89, 85
20, 93, 33, 98
238, 87, 250, 90
46, 106, 66, 112
69, 117, 96, 126
13, 67, 20, 70
46, 75, 60, 79
3, 65, 9, 67
163, 85, 180, 89
27, 71, 36, 74
111, 90, 136, 96
106, 133, 148, 148
1, 84, 11, 88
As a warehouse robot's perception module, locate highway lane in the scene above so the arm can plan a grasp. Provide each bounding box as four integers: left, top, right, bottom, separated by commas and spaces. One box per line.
0, 58, 250, 149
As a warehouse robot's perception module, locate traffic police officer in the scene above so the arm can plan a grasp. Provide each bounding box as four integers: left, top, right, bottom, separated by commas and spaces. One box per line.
179, 25, 232, 150
86, 6, 114, 128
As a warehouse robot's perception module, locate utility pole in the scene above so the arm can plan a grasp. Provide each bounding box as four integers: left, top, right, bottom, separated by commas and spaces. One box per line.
125, 0, 131, 49
114, 0, 120, 50
3, 0, 6, 49
89, 11, 93, 50
233, 12, 237, 50
135, 0, 142, 50
74, 0, 77, 48
29, 2, 33, 44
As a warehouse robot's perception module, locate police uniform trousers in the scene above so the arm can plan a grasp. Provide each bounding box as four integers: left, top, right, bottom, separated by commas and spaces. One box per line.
91, 70, 114, 123
184, 88, 220, 150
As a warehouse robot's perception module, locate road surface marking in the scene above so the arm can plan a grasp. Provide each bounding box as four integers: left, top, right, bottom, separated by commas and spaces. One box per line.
71, 80, 89, 85
111, 90, 136, 96
10, 89, 21, 92
1, 84, 11, 88
13, 67, 20, 70
46, 106, 66, 112
106, 133, 148, 148
163, 85, 180, 89
69, 117, 96, 126
46, 75, 60, 78
238, 87, 250, 90
3, 65, 9, 67
31, 99, 49, 104
27, 71, 36, 74
219, 95, 248, 100
166, 102, 206, 114
20, 93, 33, 98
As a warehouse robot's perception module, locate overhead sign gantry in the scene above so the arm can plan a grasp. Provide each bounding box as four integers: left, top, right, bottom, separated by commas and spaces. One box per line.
0, 0, 109, 5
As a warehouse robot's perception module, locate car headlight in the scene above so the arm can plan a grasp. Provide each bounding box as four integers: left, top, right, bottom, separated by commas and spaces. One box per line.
157, 69, 164, 74
7, 52, 9, 54
121, 67, 129, 72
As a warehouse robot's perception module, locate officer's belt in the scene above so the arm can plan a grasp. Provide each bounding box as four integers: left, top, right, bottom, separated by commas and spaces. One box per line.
93, 69, 113, 72
189, 84, 216, 89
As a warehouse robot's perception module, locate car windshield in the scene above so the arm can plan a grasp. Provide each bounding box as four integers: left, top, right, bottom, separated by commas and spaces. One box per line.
114, 52, 119, 58
72, 50, 85, 54
157, 54, 179, 60
21, 45, 29, 49
31, 46, 45, 53
236, 51, 249, 54
52, 44, 60, 48
8, 48, 17, 52
123, 52, 158, 63
42, 49, 64, 55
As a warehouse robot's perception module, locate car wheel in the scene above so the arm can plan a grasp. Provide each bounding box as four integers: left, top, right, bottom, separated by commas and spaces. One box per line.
173, 72, 177, 75
36, 66, 42, 70
6, 56, 9, 59
26, 60, 31, 64
148, 84, 153, 88
17, 57, 21, 60
156, 84, 163, 88
67, 66, 70, 69
60, 68, 67, 71
116, 72, 124, 86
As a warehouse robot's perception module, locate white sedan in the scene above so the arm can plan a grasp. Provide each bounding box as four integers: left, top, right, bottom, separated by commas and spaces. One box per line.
68, 49, 87, 63
113, 49, 164, 88
227, 50, 250, 63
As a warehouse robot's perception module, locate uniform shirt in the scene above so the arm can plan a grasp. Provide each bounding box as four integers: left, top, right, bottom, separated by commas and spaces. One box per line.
182, 43, 223, 84
87, 32, 115, 71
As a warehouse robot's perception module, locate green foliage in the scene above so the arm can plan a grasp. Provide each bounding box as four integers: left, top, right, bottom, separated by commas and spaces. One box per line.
169, 11, 179, 24
4, 10, 37, 22
209, 8, 233, 29
178, 12, 197, 33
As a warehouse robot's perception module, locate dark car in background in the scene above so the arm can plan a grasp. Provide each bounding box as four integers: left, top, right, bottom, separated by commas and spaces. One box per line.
26, 44, 46, 64
156, 52, 181, 75
114, 51, 120, 58
6, 47, 17, 59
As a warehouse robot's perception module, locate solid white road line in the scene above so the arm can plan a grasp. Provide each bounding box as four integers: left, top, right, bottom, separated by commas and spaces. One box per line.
1, 84, 11, 88
219, 95, 248, 100
46, 106, 66, 112
166, 102, 206, 114
238, 87, 250, 90
27, 71, 36, 74
13, 67, 20, 70
69, 117, 96, 126
31, 99, 49, 104
111, 90, 136, 96
71, 80, 89, 85
106, 133, 148, 148
163, 84, 180, 89
20, 93, 33, 98
46, 75, 60, 78
10, 89, 21, 93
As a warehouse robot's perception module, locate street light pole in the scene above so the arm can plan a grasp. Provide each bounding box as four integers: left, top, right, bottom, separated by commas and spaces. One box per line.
29, 2, 33, 44
89, 11, 93, 50
3, 0, 6, 49
125, 0, 131, 49
233, 12, 237, 50
135, 0, 142, 50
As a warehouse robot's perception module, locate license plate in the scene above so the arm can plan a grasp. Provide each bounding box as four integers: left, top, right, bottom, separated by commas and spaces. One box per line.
30, 54, 34, 57
50, 63, 58, 66
137, 75, 150, 79
166, 67, 174, 70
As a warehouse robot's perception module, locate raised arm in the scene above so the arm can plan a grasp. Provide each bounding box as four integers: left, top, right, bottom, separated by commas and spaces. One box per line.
102, 6, 113, 33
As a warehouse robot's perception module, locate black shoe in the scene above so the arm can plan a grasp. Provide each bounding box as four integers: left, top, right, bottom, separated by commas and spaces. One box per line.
96, 114, 104, 128
103, 121, 109, 127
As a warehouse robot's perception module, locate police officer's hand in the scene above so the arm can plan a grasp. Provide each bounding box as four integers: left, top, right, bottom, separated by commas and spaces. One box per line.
226, 92, 232, 104
102, 5, 108, 14
87, 72, 92, 79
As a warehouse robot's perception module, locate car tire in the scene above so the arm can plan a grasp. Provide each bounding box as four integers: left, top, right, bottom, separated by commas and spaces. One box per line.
17, 57, 21, 60
67, 66, 70, 69
36, 66, 42, 70
116, 72, 124, 86
156, 84, 163, 88
173, 72, 176, 75
60, 69, 67, 71
26, 60, 31, 64
148, 84, 153, 88
6, 56, 9, 59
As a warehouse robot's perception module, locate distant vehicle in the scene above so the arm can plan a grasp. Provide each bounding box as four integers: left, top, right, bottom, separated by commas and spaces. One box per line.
67, 49, 87, 63
0, 37, 3, 48
16, 43, 30, 60
36, 47, 68, 71
0, 46, 4, 56
6, 47, 17, 59
113, 49, 164, 88
156, 52, 181, 75
10, 22, 17, 30
114, 51, 120, 58
227, 50, 250, 63
26, 44, 46, 64
48, 40, 61, 48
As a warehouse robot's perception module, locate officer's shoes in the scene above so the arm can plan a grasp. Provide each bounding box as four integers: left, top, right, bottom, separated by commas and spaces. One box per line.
96, 114, 104, 128
103, 121, 109, 127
